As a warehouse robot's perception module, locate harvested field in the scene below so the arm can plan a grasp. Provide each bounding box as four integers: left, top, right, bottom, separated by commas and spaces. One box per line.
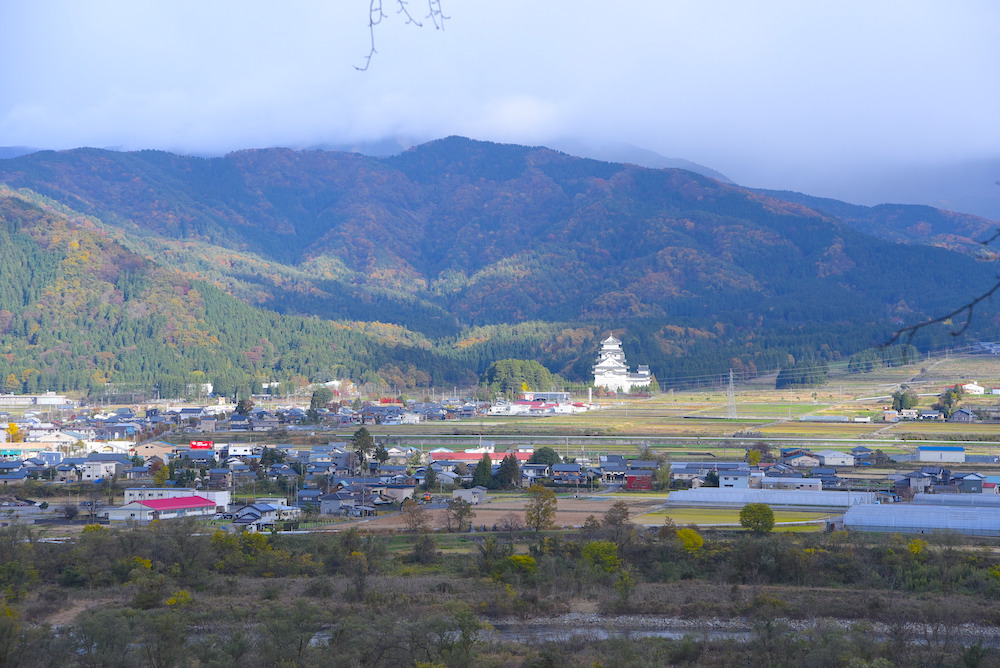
337, 495, 663, 530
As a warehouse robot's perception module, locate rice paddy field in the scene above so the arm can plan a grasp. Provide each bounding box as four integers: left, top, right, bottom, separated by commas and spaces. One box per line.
163, 353, 1000, 463
357, 354, 1000, 457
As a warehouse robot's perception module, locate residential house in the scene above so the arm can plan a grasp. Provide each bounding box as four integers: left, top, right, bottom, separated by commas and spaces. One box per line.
320, 491, 357, 515
0, 461, 24, 475
780, 449, 821, 468
892, 470, 938, 496
380, 484, 417, 503
231, 503, 301, 531
950, 408, 977, 423
551, 463, 583, 484
851, 446, 873, 461
229, 464, 256, 485
386, 446, 421, 465
54, 462, 82, 482
816, 450, 855, 467
80, 460, 119, 481
452, 486, 488, 504
267, 464, 300, 483
124, 466, 152, 481
522, 463, 551, 482
719, 470, 750, 489
598, 462, 627, 483
249, 417, 281, 432
810, 467, 840, 486
671, 462, 749, 482
295, 488, 323, 508
625, 470, 654, 491
208, 468, 233, 488
951, 472, 985, 493
0, 470, 29, 486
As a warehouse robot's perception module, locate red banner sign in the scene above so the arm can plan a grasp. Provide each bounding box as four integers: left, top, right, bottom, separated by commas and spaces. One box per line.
189, 440, 214, 450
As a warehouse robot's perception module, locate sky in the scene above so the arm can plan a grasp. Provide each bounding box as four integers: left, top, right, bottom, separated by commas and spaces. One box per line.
2, 1, 999, 212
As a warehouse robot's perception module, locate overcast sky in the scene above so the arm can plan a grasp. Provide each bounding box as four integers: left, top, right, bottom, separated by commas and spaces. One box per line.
2, 1, 999, 203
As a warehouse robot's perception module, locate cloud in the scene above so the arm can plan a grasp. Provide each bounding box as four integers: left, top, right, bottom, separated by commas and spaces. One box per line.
1, 0, 998, 206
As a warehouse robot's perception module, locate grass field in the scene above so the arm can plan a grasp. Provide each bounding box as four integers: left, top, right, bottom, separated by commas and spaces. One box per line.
696, 403, 825, 418
634, 507, 831, 530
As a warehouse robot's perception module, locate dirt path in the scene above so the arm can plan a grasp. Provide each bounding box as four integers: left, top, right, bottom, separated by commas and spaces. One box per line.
44, 598, 113, 627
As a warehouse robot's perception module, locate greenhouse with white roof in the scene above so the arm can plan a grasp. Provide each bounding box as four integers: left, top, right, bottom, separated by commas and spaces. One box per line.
665, 488, 877, 511
844, 503, 1000, 536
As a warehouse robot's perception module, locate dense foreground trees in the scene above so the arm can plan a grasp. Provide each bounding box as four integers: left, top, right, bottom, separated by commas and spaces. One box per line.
0, 517, 999, 666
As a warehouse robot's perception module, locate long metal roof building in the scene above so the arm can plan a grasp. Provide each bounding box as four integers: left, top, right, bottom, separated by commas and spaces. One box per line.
665, 488, 877, 510
844, 503, 1000, 536
912, 493, 1000, 508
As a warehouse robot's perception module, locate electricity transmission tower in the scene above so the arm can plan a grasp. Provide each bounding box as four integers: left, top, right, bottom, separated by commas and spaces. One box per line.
726, 369, 736, 419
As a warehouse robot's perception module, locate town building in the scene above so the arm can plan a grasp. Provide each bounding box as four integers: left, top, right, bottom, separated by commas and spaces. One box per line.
107, 496, 217, 524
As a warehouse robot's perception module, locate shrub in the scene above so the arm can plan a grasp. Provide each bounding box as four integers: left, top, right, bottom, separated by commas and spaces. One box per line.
581, 540, 621, 573
165, 590, 192, 607
675, 528, 704, 553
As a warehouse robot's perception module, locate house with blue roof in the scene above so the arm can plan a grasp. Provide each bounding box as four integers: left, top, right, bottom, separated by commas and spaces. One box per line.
0, 469, 30, 486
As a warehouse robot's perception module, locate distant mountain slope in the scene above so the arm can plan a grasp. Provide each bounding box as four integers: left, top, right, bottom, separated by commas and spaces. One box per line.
754, 188, 998, 257
0, 137, 998, 391
0, 147, 39, 159
544, 138, 733, 183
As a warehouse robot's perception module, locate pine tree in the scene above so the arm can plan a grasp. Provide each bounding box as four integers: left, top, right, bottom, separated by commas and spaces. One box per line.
496, 453, 521, 488
472, 453, 493, 488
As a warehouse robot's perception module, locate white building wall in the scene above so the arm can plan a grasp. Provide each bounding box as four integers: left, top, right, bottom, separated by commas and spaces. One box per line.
917, 448, 966, 463
818, 451, 855, 467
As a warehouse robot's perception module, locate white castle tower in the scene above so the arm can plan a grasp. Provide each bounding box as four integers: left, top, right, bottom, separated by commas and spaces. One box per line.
593, 335, 651, 393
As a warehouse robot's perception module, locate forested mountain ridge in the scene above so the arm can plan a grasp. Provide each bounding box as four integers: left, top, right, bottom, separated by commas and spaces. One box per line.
0, 188, 473, 396
0, 137, 997, 395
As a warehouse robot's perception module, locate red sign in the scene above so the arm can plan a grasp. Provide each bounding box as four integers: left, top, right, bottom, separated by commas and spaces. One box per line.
189, 440, 214, 450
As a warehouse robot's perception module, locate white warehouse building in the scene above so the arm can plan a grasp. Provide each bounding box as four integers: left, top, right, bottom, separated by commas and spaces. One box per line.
917, 446, 966, 463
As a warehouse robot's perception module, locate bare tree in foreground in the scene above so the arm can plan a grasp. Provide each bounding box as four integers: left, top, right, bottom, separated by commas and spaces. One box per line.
887, 228, 1000, 344
357, 0, 448, 71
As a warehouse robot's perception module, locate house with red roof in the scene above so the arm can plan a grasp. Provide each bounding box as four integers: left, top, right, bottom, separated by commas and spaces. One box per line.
106, 495, 217, 524
429, 451, 532, 466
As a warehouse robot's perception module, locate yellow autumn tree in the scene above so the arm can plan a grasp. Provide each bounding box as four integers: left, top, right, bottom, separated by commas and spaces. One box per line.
6, 423, 24, 443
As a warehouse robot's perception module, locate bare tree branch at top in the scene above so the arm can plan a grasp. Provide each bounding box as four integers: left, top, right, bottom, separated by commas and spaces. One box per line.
356, 0, 448, 71
886, 227, 1000, 345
